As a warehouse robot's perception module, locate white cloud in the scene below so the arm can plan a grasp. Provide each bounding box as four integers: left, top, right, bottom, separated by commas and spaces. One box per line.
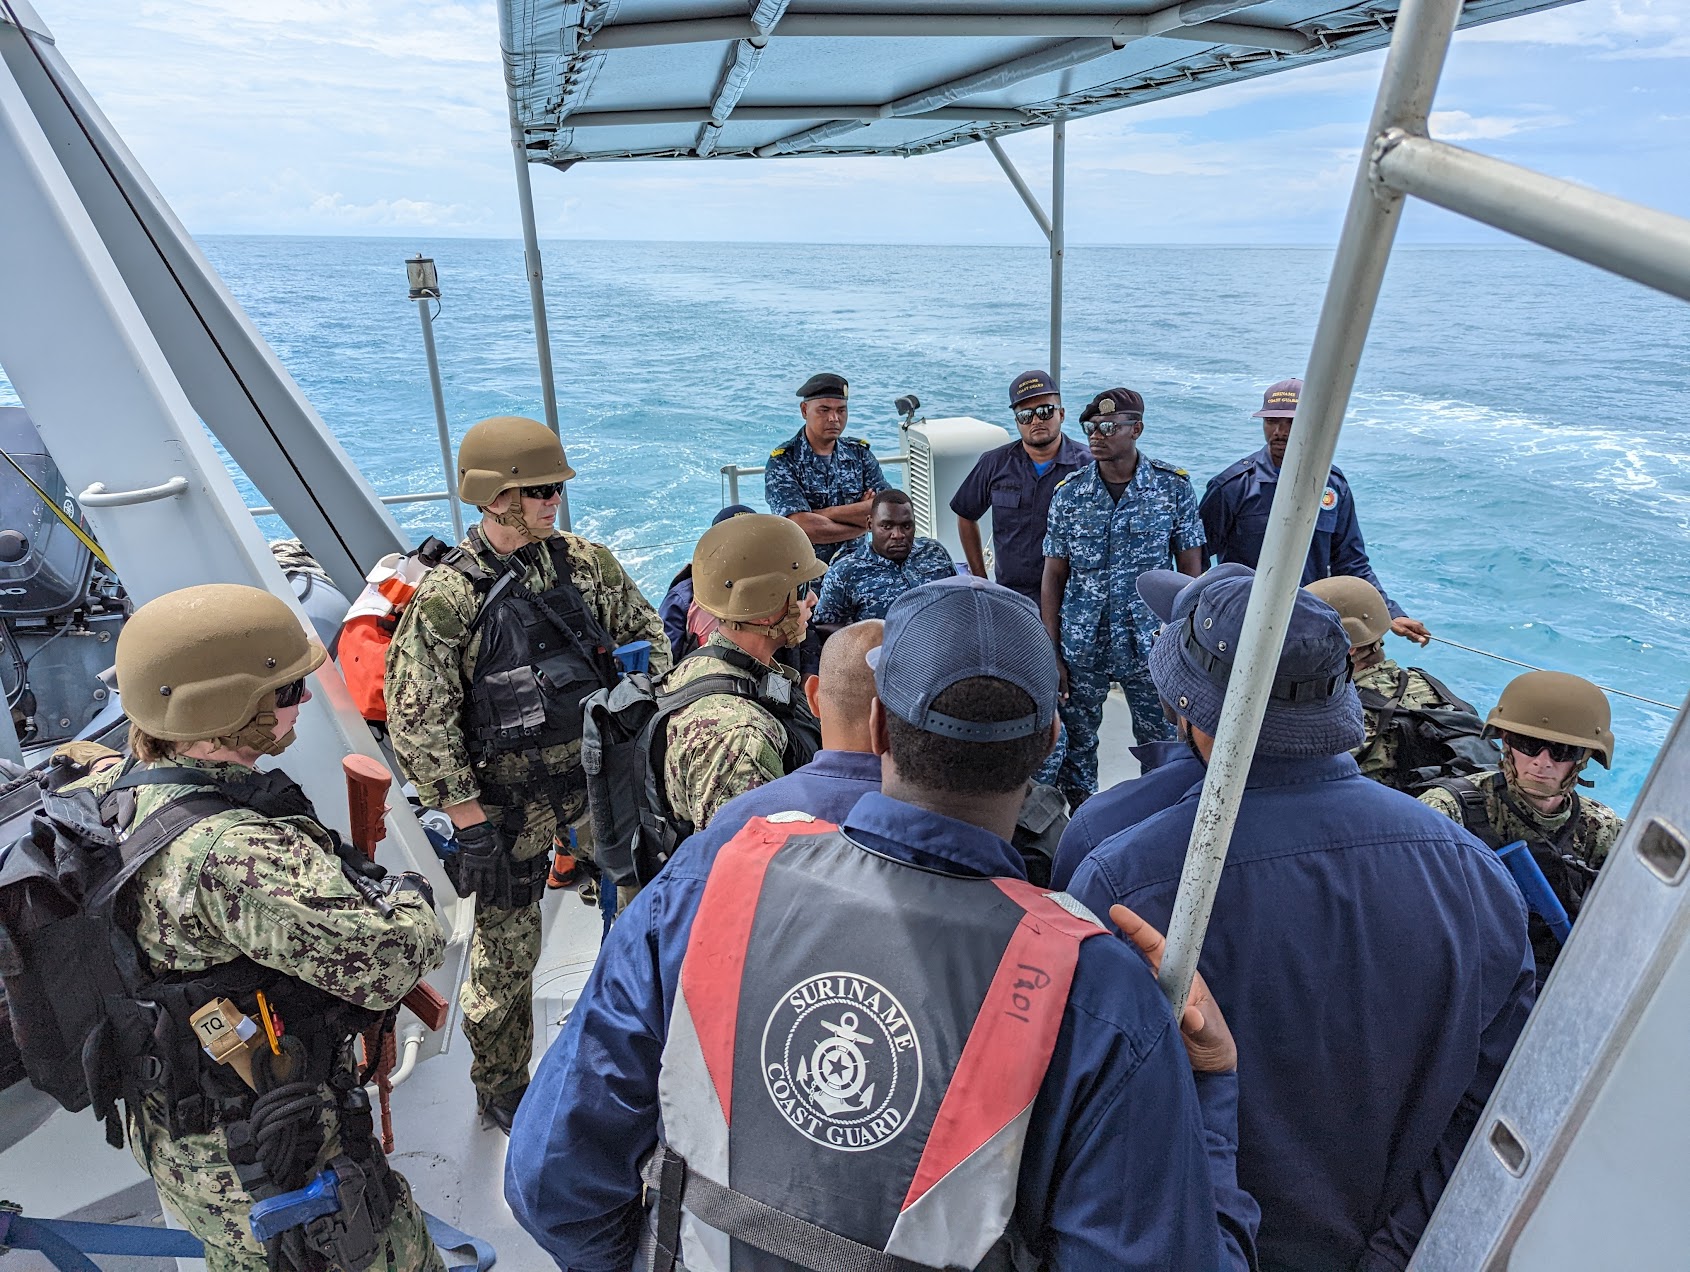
1458, 0, 1690, 55
1427, 109, 1573, 139
307, 193, 489, 227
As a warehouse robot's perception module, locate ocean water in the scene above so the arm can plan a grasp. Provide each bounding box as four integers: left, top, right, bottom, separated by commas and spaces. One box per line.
4, 238, 1687, 812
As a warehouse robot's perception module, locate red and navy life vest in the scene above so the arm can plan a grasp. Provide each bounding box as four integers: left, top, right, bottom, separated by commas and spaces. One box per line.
649, 813, 1103, 1272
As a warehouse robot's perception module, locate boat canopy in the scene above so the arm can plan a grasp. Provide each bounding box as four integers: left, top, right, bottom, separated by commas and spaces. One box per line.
500, 0, 1574, 165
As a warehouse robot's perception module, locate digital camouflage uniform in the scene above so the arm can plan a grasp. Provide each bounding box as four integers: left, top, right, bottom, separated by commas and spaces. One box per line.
1043, 457, 1204, 793
1352, 658, 1448, 786
385, 530, 668, 1099
812, 536, 955, 625
68, 755, 447, 1272
662, 631, 798, 831
763, 429, 891, 564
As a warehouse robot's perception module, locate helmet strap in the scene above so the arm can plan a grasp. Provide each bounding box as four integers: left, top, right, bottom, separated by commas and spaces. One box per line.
722, 593, 807, 651
212, 691, 294, 758
1352, 640, 1386, 673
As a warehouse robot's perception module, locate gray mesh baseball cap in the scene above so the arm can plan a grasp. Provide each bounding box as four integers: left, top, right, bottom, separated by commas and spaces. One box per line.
868, 575, 1058, 740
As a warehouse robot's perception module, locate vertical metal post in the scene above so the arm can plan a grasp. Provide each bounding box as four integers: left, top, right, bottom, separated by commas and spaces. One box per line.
414, 297, 464, 541
1049, 120, 1066, 381
1156, 0, 1466, 1012
497, 1, 570, 530
723, 465, 741, 506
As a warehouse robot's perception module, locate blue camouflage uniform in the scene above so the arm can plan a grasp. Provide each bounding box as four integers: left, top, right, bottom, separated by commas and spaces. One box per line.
506, 792, 1259, 1271
763, 428, 891, 564
1050, 739, 1204, 889
1198, 447, 1405, 617
1043, 457, 1205, 792
813, 536, 955, 625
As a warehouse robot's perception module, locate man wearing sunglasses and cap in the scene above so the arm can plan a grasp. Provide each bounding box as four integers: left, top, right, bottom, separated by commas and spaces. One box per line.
1066, 565, 1533, 1272
509, 575, 1258, 1272
1199, 378, 1430, 645
386, 415, 669, 1132
1041, 387, 1204, 808
1420, 671, 1625, 986
950, 369, 1091, 604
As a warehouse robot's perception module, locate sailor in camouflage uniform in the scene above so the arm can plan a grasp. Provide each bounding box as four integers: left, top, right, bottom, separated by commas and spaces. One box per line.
1421, 670, 1625, 985
763, 372, 891, 565
1306, 575, 1458, 789
660, 513, 824, 832
812, 488, 954, 627
385, 416, 667, 1131
72, 583, 446, 1272
1041, 389, 1205, 804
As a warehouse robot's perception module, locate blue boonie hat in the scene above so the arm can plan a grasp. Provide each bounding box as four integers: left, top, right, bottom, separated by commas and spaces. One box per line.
1144, 566, 1364, 758
1008, 369, 1059, 407
868, 575, 1058, 741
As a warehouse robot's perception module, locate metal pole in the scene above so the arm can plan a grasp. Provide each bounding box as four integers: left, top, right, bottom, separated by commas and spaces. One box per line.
986, 136, 1054, 240
1373, 132, 1690, 304
722, 465, 742, 505
1156, 0, 1465, 1013
497, 2, 571, 531
1049, 120, 1066, 380
415, 297, 463, 541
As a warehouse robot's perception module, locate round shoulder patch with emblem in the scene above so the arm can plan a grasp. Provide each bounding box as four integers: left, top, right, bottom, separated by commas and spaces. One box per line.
1321, 486, 1338, 510
762, 972, 923, 1152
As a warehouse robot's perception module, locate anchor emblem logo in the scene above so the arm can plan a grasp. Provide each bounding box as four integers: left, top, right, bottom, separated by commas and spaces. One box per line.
762, 972, 923, 1152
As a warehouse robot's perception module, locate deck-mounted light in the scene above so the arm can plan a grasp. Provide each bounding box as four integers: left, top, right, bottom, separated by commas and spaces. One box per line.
406, 254, 441, 300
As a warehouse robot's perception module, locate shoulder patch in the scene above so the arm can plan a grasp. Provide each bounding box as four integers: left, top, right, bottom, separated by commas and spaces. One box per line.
1148, 457, 1190, 479
1053, 470, 1079, 490
769, 446, 787, 458
844, 436, 870, 448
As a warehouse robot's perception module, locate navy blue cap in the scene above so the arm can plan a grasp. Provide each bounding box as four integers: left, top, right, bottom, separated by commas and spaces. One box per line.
1008, 369, 1059, 407
713, 503, 756, 525
867, 575, 1058, 741
1141, 565, 1364, 758
797, 372, 849, 402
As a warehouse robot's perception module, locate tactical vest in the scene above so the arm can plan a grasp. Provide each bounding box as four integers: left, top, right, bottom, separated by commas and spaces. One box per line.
1430, 771, 1599, 978
1356, 668, 1497, 791
0, 758, 383, 1147
446, 534, 621, 767
647, 815, 1102, 1272
584, 645, 822, 889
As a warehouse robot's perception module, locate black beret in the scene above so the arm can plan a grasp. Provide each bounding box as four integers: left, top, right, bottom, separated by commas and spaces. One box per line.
797, 373, 849, 402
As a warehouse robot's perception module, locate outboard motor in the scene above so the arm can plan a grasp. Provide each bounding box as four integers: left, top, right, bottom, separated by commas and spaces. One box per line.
0, 407, 126, 748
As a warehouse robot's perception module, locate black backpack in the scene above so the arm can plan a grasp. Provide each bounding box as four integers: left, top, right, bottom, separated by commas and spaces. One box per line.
1356, 668, 1499, 792
582, 646, 821, 889
0, 755, 230, 1119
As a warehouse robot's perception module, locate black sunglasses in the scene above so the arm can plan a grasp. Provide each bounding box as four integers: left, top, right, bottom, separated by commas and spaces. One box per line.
1014, 403, 1061, 425
274, 678, 307, 709
1503, 732, 1585, 764
795, 579, 820, 602
1083, 414, 1142, 438
520, 482, 564, 500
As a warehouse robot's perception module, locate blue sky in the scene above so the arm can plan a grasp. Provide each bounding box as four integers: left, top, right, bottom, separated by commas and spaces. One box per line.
30, 0, 1690, 243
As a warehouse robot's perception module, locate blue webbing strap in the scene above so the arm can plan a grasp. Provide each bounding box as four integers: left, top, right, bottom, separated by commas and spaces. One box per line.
0, 1209, 495, 1272
426, 1213, 499, 1272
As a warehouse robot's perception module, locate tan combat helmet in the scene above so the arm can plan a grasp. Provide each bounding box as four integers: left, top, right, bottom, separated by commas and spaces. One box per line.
1487, 669, 1614, 768
692, 513, 826, 623
1306, 575, 1391, 647
117, 584, 325, 741
456, 415, 576, 507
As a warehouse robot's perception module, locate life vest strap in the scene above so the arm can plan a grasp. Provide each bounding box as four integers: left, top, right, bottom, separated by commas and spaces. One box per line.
641, 1145, 951, 1272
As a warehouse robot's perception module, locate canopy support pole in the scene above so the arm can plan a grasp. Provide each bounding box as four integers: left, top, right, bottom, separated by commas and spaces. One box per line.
498, 5, 571, 530
1050, 120, 1066, 381
1155, 0, 1462, 1013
